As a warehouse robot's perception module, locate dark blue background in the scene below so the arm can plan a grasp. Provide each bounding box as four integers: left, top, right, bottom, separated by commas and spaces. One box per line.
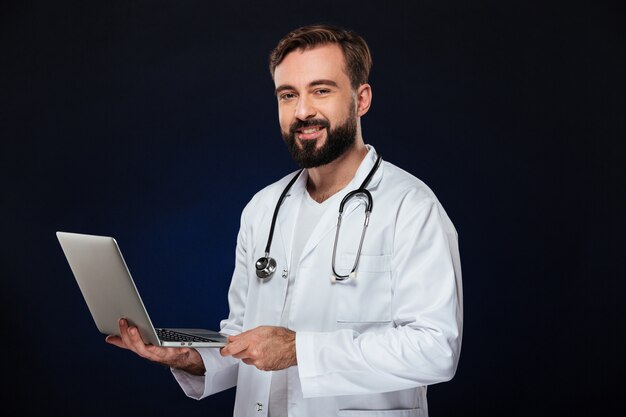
1, 1, 624, 415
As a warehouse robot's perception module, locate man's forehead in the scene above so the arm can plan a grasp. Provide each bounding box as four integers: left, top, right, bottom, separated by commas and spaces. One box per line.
273, 43, 349, 88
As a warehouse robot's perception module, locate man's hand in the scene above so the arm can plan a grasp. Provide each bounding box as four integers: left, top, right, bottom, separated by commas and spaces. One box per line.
220, 326, 297, 371
105, 318, 206, 376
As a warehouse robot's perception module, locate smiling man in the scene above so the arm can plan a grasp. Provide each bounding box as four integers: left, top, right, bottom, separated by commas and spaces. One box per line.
275, 43, 366, 172
273, 42, 371, 205
106, 24, 463, 417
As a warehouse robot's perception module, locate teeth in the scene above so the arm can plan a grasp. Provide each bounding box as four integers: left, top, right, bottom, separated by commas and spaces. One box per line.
302, 128, 319, 134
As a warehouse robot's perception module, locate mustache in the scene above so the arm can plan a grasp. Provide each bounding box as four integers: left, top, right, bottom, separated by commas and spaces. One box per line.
289, 118, 330, 134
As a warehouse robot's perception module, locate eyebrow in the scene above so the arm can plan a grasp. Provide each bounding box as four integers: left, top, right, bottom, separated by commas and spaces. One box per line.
275, 79, 339, 96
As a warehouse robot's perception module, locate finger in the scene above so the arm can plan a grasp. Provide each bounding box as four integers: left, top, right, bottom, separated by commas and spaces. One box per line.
118, 319, 152, 357
117, 319, 136, 350
220, 343, 235, 357
125, 326, 154, 357
105, 335, 127, 349
115, 319, 185, 365
220, 334, 240, 355
221, 338, 248, 357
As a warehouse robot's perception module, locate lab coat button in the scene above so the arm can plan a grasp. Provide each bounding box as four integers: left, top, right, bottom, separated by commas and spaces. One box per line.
255, 403, 263, 411
282, 269, 288, 278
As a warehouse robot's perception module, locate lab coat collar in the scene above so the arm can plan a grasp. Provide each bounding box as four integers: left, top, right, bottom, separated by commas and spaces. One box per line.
287, 144, 383, 199
345, 145, 383, 190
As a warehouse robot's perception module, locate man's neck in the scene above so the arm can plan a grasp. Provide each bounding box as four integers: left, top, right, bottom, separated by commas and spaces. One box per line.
306, 142, 368, 203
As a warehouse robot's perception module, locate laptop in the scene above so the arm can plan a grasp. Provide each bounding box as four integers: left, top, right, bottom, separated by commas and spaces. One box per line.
56, 231, 227, 347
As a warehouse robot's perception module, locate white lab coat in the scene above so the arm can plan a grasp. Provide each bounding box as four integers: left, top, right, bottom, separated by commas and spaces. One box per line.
172, 146, 463, 417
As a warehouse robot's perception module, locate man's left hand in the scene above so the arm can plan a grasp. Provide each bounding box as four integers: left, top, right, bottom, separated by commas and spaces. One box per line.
220, 326, 297, 371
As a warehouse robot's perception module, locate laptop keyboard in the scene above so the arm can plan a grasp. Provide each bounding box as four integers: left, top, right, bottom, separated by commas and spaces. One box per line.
156, 328, 217, 343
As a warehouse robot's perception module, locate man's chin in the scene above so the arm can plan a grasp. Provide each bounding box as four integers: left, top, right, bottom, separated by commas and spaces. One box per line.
297, 139, 324, 152
291, 135, 324, 152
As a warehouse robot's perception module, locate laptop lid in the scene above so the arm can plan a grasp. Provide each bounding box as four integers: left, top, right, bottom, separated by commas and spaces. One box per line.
56, 231, 226, 347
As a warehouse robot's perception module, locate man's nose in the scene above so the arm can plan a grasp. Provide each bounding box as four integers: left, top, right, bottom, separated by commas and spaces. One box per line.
294, 95, 316, 120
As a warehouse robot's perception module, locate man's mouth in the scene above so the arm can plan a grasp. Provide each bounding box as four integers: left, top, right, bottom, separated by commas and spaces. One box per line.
296, 126, 325, 140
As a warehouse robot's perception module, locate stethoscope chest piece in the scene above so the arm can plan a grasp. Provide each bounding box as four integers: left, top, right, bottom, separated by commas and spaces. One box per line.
255, 255, 277, 279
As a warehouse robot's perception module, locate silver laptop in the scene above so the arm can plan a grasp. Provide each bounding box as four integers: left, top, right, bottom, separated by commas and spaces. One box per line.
56, 231, 227, 347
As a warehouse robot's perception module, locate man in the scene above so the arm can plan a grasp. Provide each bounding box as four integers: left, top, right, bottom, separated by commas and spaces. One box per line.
106, 24, 463, 417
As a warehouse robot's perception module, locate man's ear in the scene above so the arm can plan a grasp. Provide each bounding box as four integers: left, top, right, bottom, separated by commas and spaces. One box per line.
356, 83, 372, 117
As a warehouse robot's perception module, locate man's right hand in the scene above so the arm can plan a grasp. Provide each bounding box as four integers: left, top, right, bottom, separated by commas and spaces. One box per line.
105, 318, 206, 376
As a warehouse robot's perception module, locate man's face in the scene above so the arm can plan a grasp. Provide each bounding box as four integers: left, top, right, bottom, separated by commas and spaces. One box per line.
273, 44, 357, 168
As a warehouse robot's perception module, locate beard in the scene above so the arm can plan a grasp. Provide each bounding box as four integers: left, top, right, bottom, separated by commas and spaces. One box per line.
281, 105, 357, 168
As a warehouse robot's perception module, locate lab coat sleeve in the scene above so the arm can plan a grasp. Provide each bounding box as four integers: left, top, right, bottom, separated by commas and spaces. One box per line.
296, 196, 463, 397
171, 206, 254, 398
171, 348, 238, 399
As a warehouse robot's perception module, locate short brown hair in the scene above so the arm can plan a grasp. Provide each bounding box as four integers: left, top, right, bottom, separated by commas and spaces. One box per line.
269, 24, 372, 90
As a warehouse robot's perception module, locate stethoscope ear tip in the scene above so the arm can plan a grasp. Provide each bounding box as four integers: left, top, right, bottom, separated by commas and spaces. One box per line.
330, 275, 336, 283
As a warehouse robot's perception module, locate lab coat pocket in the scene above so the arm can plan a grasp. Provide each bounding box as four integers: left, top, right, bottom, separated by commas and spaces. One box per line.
337, 252, 391, 274
338, 409, 422, 417
335, 253, 392, 324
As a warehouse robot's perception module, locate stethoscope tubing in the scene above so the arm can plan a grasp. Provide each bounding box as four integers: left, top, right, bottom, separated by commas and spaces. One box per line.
255, 154, 382, 280
263, 168, 304, 258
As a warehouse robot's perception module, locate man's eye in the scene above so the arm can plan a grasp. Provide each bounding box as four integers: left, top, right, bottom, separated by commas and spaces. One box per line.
279, 93, 296, 101
315, 89, 330, 95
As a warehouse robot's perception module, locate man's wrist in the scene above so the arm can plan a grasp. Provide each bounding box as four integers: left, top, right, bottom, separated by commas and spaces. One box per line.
178, 349, 206, 376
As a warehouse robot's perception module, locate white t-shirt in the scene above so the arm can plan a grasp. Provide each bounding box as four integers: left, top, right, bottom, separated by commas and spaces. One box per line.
268, 190, 341, 417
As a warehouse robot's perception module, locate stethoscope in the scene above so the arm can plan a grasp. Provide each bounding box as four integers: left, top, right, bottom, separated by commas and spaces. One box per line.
255, 154, 382, 282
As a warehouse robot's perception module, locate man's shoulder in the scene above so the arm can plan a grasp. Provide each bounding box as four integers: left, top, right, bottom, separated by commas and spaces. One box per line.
381, 160, 439, 204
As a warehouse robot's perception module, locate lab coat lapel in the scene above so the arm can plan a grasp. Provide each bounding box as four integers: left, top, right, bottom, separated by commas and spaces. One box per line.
275, 170, 308, 266
299, 148, 384, 263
